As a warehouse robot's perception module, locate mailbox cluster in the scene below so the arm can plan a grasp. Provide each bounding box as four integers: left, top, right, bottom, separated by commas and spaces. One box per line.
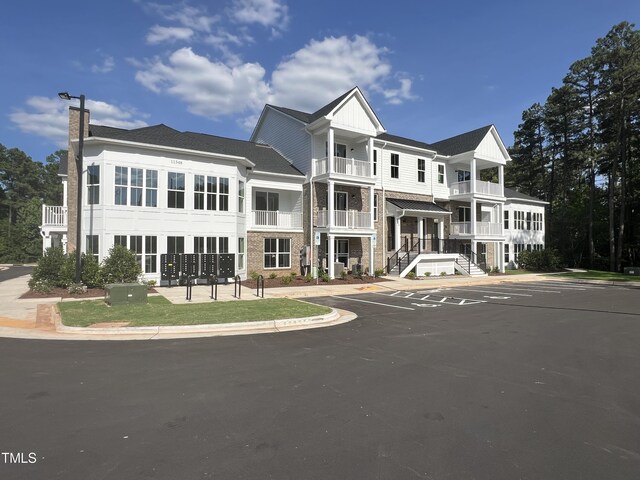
160, 253, 236, 284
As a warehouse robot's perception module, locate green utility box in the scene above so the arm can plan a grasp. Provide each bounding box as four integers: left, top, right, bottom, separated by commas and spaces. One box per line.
624, 267, 639, 276
105, 283, 148, 306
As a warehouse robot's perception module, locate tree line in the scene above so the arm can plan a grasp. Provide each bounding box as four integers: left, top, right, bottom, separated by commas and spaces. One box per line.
0, 145, 64, 262
506, 21, 640, 271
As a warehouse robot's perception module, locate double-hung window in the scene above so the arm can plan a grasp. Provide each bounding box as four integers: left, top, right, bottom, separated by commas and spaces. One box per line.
373, 150, 377, 176
373, 194, 378, 222
145, 236, 157, 273
417, 159, 425, 183
194, 175, 205, 210
238, 181, 245, 213
504, 210, 510, 230
87, 165, 100, 205
264, 238, 291, 269
145, 170, 158, 207
130, 168, 143, 206
168, 172, 185, 209
167, 236, 184, 254
218, 178, 229, 211
206, 176, 217, 210
390, 153, 399, 179
238, 238, 245, 270
437, 164, 445, 184
86, 235, 99, 261
115, 166, 128, 205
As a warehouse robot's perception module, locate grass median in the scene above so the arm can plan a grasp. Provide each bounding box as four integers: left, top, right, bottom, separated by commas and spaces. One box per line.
59, 296, 332, 328
551, 270, 640, 282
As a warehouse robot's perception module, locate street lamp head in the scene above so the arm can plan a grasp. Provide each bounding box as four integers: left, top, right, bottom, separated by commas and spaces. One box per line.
58, 92, 72, 100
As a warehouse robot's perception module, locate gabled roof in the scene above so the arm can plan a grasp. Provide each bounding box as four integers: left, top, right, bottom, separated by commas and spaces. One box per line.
377, 133, 436, 153
504, 187, 548, 204
387, 198, 451, 214
429, 125, 494, 156
88, 124, 304, 176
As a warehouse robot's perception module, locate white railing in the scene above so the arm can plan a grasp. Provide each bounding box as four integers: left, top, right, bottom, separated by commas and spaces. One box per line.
450, 180, 502, 196
450, 222, 471, 235
316, 209, 372, 229
42, 205, 67, 227
315, 157, 371, 178
450, 221, 502, 236
252, 210, 302, 230
476, 222, 503, 236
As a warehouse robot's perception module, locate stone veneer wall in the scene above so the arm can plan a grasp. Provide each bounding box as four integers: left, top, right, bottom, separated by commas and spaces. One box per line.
246, 231, 305, 277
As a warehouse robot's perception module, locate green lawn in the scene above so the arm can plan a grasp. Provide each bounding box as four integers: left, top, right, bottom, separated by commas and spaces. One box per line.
504, 269, 538, 275
58, 296, 332, 327
552, 270, 640, 282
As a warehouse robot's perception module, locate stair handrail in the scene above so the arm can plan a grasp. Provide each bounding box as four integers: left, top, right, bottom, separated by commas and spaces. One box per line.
457, 250, 488, 274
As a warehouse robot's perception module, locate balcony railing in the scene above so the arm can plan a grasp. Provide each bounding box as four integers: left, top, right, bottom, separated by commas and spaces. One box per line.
450, 221, 503, 236
314, 157, 371, 178
317, 209, 372, 229
450, 180, 502, 196
42, 205, 67, 227
252, 210, 302, 230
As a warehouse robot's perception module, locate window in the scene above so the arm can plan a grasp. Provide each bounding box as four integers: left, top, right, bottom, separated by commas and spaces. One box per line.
373, 150, 377, 176
194, 175, 205, 210
167, 236, 184, 254
264, 238, 291, 268
130, 168, 143, 206
437, 164, 445, 184
206, 237, 217, 253
145, 236, 157, 273
87, 165, 100, 205
130, 235, 143, 267
417, 158, 425, 183
114, 235, 127, 247
391, 153, 399, 179
255, 191, 279, 211
168, 172, 185, 209
458, 207, 471, 222
504, 244, 510, 264
194, 236, 205, 254
115, 166, 128, 205
238, 181, 245, 213
373, 194, 378, 222
504, 210, 510, 230
327, 142, 347, 158
457, 170, 471, 182
514, 211, 525, 230
526, 212, 532, 231
533, 212, 543, 231
218, 177, 229, 211
218, 237, 229, 253
206, 176, 217, 210
514, 243, 525, 262
86, 235, 99, 261
238, 238, 245, 270
145, 170, 158, 207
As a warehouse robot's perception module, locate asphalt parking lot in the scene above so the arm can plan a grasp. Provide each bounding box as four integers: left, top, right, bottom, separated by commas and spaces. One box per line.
1, 280, 639, 479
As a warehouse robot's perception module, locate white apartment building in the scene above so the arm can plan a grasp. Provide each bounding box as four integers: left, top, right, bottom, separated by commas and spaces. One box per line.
41, 87, 546, 282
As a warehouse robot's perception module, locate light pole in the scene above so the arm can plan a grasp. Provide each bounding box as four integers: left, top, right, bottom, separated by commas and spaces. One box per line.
58, 92, 85, 284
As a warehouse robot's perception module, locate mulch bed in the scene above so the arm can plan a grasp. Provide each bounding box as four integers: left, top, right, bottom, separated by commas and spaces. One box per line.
242, 275, 388, 289
20, 287, 158, 299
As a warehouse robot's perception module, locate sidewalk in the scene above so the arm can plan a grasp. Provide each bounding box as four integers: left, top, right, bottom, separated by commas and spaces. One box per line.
0, 272, 627, 340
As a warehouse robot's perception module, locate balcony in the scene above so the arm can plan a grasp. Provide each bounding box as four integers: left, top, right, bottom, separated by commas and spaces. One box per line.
450, 180, 502, 197
317, 209, 372, 229
251, 210, 302, 230
42, 205, 67, 228
450, 222, 502, 236
314, 157, 371, 178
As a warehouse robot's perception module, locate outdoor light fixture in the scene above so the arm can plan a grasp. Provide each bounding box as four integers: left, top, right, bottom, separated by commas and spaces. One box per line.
58, 91, 86, 284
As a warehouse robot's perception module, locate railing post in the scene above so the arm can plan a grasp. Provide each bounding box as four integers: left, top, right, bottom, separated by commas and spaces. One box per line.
234, 275, 241, 299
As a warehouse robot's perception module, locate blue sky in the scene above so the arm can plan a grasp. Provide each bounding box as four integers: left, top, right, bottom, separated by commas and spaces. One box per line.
2, 0, 638, 162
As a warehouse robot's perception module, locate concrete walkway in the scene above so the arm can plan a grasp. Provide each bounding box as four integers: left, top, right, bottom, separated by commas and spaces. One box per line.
1, 272, 632, 340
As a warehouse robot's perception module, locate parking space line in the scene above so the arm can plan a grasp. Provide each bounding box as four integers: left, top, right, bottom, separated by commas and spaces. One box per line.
525, 281, 602, 290
468, 285, 561, 293
332, 295, 415, 310
442, 287, 533, 297
375, 291, 486, 306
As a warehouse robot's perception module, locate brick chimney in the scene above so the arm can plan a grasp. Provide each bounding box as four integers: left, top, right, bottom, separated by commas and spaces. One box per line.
66, 106, 90, 253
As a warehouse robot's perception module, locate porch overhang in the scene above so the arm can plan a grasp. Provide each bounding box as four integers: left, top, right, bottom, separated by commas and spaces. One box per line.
386, 198, 452, 219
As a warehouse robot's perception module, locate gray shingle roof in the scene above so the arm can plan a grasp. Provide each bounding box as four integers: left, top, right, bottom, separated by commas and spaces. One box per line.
504, 187, 547, 204
387, 198, 451, 213
88, 124, 304, 176
377, 133, 435, 152
429, 125, 494, 156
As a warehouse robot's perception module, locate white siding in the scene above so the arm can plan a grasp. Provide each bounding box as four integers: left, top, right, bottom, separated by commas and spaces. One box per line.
476, 131, 507, 162
332, 96, 378, 135
252, 108, 311, 176
375, 147, 434, 196
504, 201, 546, 266
431, 160, 449, 200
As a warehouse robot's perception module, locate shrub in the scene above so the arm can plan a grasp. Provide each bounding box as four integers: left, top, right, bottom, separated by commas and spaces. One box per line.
268, 272, 278, 279
29, 278, 53, 293
145, 279, 157, 290
304, 272, 313, 283
406, 271, 416, 280
340, 270, 348, 280
320, 272, 330, 282
280, 275, 292, 285
67, 283, 87, 295
518, 249, 561, 272
81, 254, 103, 288
101, 244, 142, 284
30, 247, 66, 288
290, 271, 298, 279
424, 271, 432, 277
249, 271, 260, 281
492, 266, 501, 274
374, 269, 385, 278
440, 271, 447, 276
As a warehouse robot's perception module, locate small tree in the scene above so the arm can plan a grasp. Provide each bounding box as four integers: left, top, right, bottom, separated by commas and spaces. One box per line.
29, 247, 66, 289
101, 244, 142, 284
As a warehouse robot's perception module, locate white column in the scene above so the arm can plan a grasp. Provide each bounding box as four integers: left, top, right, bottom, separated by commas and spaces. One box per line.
418, 217, 424, 250
369, 186, 374, 229
438, 219, 444, 252
499, 165, 504, 196
395, 216, 401, 251
470, 158, 477, 194
328, 128, 334, 175
62, 233, 68, 254
498, 202, 504, 236
369, 235, 375, 275
472, 240, 477, 256
328, 234, 335, 279
368, 136, 374, 178
471, 198, 477, 236
328, 180, 335, 229
498, 242, 505, 272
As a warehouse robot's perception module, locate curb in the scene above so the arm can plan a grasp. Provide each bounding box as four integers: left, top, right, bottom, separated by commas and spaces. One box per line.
52, 304, 356, 340
558, 278, 640, 289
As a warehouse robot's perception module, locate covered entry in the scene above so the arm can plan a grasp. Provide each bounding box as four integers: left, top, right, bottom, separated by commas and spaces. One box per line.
386, 199, 451, 253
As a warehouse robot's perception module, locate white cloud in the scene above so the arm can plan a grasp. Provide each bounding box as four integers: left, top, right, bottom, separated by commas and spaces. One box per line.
375, 76, 417, 105
144, 2, 218, 33
230, 0, 289, 31
135, 47, 269, 117
146, 25, 194, 44
9, 96, 148, 147
91, 55, 115, 74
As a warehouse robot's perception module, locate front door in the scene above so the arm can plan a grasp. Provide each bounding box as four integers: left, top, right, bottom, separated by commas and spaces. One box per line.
387, 217, 395, 250
334, 191, 348, 227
